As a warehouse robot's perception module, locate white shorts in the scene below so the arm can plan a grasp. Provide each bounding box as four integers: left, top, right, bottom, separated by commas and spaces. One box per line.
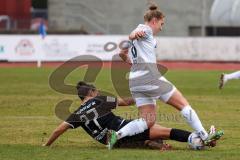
133, 77, 176, 107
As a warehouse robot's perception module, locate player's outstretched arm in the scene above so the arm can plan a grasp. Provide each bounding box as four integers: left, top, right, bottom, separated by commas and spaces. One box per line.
119, 49, 131, 65
117, 97, 135, 106
43, 122, 71, 146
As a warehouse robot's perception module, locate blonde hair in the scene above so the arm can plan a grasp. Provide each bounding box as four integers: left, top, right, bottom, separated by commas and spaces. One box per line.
144, 3, 165, 22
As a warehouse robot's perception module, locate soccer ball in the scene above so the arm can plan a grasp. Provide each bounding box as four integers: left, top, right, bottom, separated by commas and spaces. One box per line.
188, 132, 205, 150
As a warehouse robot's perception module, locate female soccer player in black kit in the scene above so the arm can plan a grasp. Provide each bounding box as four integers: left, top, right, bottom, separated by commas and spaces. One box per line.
43, 81, 215, 149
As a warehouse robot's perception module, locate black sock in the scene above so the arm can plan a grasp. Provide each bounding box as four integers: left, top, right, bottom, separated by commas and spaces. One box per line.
170, 128, 191, 142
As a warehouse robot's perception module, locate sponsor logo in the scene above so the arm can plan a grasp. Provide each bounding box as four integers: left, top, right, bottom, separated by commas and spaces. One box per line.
86, 43, 105, 54
42, 39, 77, 57
15, 39, 35, 56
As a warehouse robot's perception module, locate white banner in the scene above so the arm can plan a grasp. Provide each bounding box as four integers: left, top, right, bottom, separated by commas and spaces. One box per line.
0, 35, 240, 62
156, 37, 240, 61
0, 35, 127, 62
0, 43, 7, 60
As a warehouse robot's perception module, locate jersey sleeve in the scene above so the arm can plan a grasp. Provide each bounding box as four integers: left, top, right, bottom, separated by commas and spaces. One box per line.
64, 113, 82, 129
134, 25, 152, 39
95, 96, 117, 110
105, 96, 118, 109
143, 27, 152, 39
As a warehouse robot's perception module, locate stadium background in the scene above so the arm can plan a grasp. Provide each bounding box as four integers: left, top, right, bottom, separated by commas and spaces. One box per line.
0, 0, 240, 160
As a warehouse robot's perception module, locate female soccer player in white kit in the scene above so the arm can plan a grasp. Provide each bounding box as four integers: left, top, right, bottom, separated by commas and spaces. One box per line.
107, 3, 223, 149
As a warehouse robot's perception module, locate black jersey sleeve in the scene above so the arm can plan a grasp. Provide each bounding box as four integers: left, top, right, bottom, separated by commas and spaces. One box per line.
95, 96, 117, 110
64, 113, 82, 129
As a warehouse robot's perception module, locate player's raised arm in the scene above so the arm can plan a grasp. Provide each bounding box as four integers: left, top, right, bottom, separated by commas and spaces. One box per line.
43, 122, 71, 146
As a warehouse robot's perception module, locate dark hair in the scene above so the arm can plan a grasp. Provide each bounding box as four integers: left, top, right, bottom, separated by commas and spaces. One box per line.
76, 81, 96, 100
144, 3, 165, 22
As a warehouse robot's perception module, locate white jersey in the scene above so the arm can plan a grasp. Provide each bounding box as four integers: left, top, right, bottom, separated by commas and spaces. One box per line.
127, 24, 176, 105
128, 24, 158, 79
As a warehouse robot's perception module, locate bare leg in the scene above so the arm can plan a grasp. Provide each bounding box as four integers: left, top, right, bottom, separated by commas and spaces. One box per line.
165, 89, 208, 140
166, 89, 189, 110
149, 124, 171, 140
149, 124, 191, 143
138, 104, 157, 128
115, 104, 156, 140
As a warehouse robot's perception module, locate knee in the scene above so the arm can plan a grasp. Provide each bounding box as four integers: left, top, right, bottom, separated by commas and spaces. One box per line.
141, 113, 156, 128
145, 118, 156, 128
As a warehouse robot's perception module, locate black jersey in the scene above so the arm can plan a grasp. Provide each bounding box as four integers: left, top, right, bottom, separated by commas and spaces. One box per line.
65, 96, 124, 144
65, 95, 150, 145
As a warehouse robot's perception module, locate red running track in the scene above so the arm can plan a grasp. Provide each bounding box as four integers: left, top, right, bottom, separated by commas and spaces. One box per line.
0, 61, 240, 70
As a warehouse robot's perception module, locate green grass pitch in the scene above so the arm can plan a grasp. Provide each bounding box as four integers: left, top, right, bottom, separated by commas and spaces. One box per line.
0, 67, 240, 160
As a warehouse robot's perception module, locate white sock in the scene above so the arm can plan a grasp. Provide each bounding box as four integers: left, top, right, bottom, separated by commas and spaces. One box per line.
225, 71, 240, 81
181, 105, 208, 140
116, 118, 148, 140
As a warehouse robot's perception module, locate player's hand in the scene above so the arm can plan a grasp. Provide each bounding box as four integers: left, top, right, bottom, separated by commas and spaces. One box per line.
135, 31, 146, 39
119, 48, 128, 55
